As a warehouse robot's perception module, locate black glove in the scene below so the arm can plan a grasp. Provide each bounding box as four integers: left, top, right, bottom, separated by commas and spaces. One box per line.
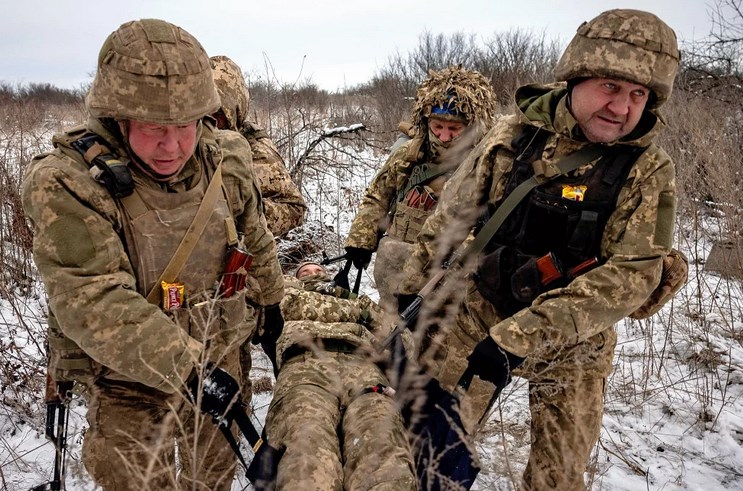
253, 304, 284, 376
187, 363, 240, 423
466, 336, 525, 393
345, 246, 373, 270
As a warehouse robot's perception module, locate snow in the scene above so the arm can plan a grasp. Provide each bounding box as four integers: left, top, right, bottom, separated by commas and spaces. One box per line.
2, 124, 743, 491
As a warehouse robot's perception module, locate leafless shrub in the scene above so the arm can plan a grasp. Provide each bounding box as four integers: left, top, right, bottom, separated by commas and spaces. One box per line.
681, 0, 743, 102
475, 28, 561, 108
358, 28, 561, 141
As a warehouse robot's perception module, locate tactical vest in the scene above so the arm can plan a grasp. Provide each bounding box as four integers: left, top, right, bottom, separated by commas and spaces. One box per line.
387, 161, 452, 244
47, 124, 252, 385
474, 127, 644, 316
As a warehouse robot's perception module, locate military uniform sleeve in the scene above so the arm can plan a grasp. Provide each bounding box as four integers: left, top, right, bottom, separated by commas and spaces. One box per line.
398, 130, 499, 295
345, 147, 410, 251
247, 133, 307, 237
218, 130, 285, 306
491, 146, 675, 357
22, 153, 201, 393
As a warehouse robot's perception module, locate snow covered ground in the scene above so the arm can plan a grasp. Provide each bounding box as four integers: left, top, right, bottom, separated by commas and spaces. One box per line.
2, 123, 743, 490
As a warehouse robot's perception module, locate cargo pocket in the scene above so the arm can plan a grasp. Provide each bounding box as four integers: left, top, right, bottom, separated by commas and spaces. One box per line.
388, 203, 433, 243
47, 313, 102, 385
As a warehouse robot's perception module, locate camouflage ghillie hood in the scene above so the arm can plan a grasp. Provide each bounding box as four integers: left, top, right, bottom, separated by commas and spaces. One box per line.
210, 55, 250, 131
410, 66, 498, 130
87, 19, 220, 124
554, 9, 679, 108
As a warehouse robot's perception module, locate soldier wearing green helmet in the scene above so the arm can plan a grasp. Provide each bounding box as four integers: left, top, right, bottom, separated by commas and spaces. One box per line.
398, 9, 682, 489
22, 19, 284, 490
345, 66, 498, 312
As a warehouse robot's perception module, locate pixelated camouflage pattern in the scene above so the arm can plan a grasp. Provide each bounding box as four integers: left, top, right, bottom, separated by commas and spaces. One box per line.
629, 247, 688, 319
243, 123, 307, 236
373, 237, 414, 313
87, 19, 221, 124
264, 276, 416, 489
401, 84, 675, 356
276, 275, 401, 366
266, 353, 416, 490
410, 66, 498, 131
398, 83, 677, 486
344, 144, 412, 251
346, 67, 495, 253
210, 55, 250, 131
23, 117, 283, 393
210, 55, 307, 236
554, 9, 680, 107
83, 350, 244, 490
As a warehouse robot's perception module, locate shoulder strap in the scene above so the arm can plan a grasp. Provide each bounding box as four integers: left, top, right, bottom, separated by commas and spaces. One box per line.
397, 162, 450, 203
144, 164, 225, 304
455, 144, 605, 266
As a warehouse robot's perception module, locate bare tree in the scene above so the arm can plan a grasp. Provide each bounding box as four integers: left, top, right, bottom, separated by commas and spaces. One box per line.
475, 28, 561, 106
681, 0, 743, 101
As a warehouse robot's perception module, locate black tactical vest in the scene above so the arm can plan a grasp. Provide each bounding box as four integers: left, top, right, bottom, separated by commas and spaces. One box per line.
474, 126, 645, 316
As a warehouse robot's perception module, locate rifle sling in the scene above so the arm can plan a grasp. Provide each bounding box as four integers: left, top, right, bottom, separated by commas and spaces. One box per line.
380, 143, 603, 350
145, 164, 224, 304
455, 144, 604, 266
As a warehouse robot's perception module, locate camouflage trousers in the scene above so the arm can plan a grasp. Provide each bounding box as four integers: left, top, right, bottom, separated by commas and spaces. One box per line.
82, 352, 243, 491
425, 306, 617, 491
373, 236, 415, 313
265, 350, 417, 491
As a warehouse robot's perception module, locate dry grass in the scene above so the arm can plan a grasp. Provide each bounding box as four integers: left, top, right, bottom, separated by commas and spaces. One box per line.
1, 58, 742, 488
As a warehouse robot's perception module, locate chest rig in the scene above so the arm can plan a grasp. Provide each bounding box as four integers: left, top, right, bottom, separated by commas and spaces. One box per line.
474, 126, 645, 316
387, 159, 453, 244
48, 125, 250, 384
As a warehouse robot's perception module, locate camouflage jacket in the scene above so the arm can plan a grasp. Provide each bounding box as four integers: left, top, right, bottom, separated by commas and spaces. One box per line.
399, 83, 677, 357
242, 121, 306, 237
275, 275, 396, 367
22, 117, 284, 392
345, 142, 416, 251
346, 124, 486, 250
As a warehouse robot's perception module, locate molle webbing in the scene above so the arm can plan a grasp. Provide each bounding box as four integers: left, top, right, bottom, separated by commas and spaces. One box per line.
397, 162, 451, 203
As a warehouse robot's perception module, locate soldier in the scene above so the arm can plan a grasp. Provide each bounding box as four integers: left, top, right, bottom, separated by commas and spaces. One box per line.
261, 262, 417, 490
22, 19, 285, 490
344, 66, 497, 311
397, 9, 681, 490
210, 55, 307, 237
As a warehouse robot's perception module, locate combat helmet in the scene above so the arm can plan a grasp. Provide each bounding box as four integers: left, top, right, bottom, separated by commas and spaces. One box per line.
410, 66, 498, 130
87, 19, 221, 124
210, 55, 250, 131
554, 9, 680, 108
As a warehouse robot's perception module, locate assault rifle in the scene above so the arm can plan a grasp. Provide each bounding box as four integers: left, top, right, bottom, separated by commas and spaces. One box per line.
30, 376, 73, 491
216, 399, 283, 489
381, 143, 605, 351
320, 251, 347, 266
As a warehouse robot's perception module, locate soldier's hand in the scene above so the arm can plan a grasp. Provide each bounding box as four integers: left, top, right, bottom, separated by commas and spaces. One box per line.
344, 246, 373, 270
187, 363, 240, 424
466, 336, 525, 392
253, 304, 284, 376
